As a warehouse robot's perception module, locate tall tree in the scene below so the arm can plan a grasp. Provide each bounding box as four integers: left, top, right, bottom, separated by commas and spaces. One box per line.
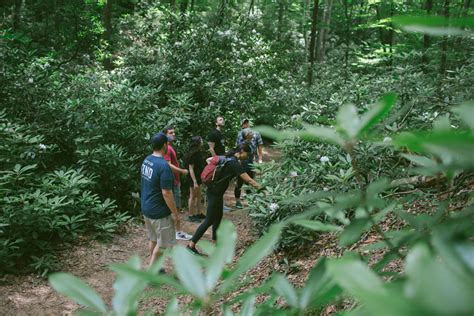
307, 0, 320, 85
102, 0, 113, 69
439, 0, 450, 74
421, 0, 433, 67
316, 0, 333, 61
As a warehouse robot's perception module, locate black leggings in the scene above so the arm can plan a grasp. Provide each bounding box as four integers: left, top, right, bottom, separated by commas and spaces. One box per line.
234, 170, 254, 199
191, 190, 224, 243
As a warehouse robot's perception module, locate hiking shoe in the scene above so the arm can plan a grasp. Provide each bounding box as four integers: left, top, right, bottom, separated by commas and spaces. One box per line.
176, 231, 192, 240
186, 245, 204, 256
196, 213, 206, 219
235, 201, 243, 209
159, 268, 166, 275
223, 205, 232, 213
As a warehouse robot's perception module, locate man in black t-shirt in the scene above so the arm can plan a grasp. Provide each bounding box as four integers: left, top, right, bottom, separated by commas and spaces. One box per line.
207, 116, 226, 156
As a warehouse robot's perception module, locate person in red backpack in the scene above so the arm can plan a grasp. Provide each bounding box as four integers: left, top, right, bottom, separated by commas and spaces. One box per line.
187, 143, 263, 255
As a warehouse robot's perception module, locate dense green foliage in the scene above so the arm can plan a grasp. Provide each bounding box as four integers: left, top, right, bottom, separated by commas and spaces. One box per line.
1, 0, 473, 313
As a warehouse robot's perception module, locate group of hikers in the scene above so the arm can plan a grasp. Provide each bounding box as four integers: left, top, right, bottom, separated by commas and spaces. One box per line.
140, 116, 265, 268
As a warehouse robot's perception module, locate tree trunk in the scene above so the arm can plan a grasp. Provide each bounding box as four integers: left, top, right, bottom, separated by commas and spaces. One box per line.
102, 0, 113, 70
375, 5, 386, 53
307, 0, 319, 85
387, 0, 394, 67
439, 0, 450, 74
302, 0, 309, 58
343, 0, 351, 76
316, 0, 333, 61
277, 0, 285, 42
454, 0, 471, 46
13, 0, 22, 32
421, 0, 433, 68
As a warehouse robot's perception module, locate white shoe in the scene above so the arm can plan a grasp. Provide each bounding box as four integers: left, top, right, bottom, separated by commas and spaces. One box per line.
176, 231, 192, 240
223, 205, 232, 213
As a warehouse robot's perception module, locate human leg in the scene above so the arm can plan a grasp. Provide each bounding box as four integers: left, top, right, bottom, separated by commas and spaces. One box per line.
145, 216, 176, 268
211, 195, 224, 241
189, 191, 220, 246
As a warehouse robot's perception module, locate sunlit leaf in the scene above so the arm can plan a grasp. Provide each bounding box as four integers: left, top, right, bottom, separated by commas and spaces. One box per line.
49, 273, 107, 313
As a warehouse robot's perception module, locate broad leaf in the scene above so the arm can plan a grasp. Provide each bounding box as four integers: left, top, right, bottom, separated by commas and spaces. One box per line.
112, 255, 146, 315
452, 101, 474, 130
339, 218, 371, 246
273, 274, 298, 307
172, 245, 207, 299
337, 104, 360, 138
221, 223, 284, 293
49, 273, 107, 313
205, 220, 237, 291
293, 219, 342, 232
359, 93, 397, 135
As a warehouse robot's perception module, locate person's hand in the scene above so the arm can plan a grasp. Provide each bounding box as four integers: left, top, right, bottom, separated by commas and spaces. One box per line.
193, 181, 199, 188
172, 213, 181, 230
258, 159, 263, 164
183, 169, 189, 176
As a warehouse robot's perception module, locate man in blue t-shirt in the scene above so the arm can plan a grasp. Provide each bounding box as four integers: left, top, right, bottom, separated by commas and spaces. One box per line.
141, 132, 181, 269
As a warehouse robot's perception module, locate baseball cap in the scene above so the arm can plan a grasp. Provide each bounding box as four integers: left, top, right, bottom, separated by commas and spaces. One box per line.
149, 132, 168, 149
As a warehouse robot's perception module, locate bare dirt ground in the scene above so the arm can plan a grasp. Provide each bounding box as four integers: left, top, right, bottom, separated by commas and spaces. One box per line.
0, 147, 288, 315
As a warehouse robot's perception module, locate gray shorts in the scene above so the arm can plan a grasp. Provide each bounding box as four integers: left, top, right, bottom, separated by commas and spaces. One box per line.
144, 215, 176, 248
173, 185, 181, 209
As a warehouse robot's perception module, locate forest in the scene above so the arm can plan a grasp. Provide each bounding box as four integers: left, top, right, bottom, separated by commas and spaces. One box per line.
1, 0, 473, 314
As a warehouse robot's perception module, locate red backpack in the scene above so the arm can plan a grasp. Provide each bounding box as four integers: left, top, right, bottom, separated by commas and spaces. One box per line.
201, 156, 230, 186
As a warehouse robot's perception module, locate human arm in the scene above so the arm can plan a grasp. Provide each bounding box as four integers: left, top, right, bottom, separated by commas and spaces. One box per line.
239, 172, 262, 189
257, 144, 263, 163
208, 142, 217, 157
167, 161, 188, 176
162, 189, 181, 230
189, 164, 198, 188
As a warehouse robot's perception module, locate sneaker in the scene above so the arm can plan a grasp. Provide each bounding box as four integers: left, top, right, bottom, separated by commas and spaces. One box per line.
235, 200, 243, 209
176, 231, 192, 240
223, 205, 232, 213
159, 268, 166, 275
186, 245, 204, 256
196, 213, 206, 219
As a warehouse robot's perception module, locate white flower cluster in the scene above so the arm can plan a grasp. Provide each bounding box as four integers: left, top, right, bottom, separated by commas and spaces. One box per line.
39, 143, 47, 151
269, 203, 279, 212
320, 156, 329, 163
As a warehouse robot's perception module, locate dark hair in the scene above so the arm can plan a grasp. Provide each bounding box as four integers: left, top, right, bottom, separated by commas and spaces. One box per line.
162, 126, 175, 135
183, 136, 202, 163
150, 132, 168, 151
225, 142, 251, 157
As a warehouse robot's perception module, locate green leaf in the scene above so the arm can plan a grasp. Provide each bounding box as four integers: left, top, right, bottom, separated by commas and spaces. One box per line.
395, 131, 474, 169
240, 295, 256, 316
206, 220, 236, 291
255, 125, 295, 142
299, 258, 340, 309
400, 154, 437, 168
49, 273, 107, 313
392, 15, 474, 36
452, 101, 474, 130
337, 104, 360, 138
293, 219, 342, 232
163, 297, 180, 316
405, 243, 474, 314
172, 245, 207, 299
339, 218, 371, 246
300, 124, 345, 146
359, 93, 397, 135
221, 223, 284, 293
273, 274, 298, 307
112, 255, 146, 315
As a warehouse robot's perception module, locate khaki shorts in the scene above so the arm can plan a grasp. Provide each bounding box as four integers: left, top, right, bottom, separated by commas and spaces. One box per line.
144, 215, 177, 248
